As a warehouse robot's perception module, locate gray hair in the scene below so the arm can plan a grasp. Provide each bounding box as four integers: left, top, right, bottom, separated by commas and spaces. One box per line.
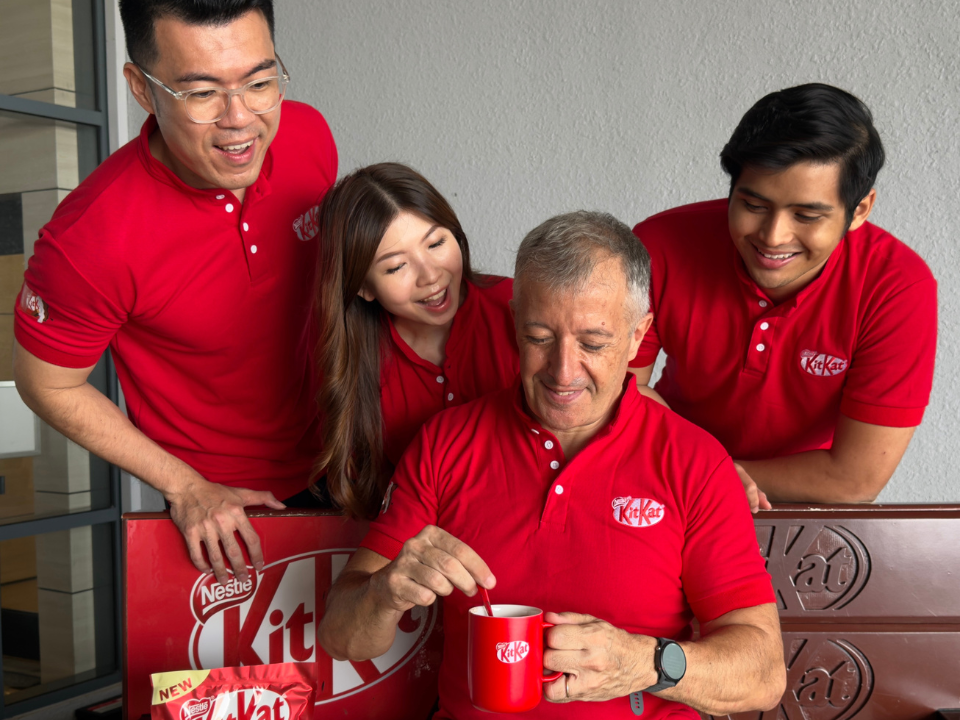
514, 210, 651, 320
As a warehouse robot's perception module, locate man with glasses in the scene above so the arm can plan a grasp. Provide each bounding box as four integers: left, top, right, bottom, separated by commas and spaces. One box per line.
13, 0, 337, 586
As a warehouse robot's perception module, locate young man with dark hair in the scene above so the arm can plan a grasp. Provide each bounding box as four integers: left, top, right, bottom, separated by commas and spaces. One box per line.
630, 83, 937, 509
13, 0, 337, 584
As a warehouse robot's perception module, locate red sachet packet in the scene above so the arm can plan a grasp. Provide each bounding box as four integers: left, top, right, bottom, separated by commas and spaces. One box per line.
151, 663, 316, 720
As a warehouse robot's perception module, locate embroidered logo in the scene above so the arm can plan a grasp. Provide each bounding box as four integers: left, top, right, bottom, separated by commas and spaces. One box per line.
496, 641, 530, 664
611, 497, 664, 528
380, 482, 397, 516
20, 283, 48, 323
292, 205, 320, 241
799, 349, 848, 377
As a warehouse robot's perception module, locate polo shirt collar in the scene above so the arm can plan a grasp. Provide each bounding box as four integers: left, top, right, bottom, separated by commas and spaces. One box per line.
511, 374, 644, 447
731, 236, 846, 312
136, 114, 274, 203
386, 279, 478, 370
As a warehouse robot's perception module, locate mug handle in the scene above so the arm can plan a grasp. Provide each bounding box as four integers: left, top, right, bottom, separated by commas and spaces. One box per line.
540, 621, 564, 682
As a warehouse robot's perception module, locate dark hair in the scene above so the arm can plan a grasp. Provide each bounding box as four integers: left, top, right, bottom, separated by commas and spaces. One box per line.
312, 163, 475, 520
119, 0, 275, 69
720, 83, 885, 223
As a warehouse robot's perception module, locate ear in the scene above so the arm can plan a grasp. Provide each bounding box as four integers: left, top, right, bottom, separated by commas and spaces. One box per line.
630, 312, 654, 357
357, 284, 376, 302
847, 188, 877, 232
123, 62, 157, 116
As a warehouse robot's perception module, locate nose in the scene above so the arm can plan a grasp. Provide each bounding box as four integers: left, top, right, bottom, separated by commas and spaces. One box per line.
414, 255, 442, 288
217, 90, 253, 128
548, 337, 580, 387
759, 211, 791, 247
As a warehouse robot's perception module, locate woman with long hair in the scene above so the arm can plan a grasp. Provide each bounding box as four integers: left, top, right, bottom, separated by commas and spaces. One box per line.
313, 163, 518, 519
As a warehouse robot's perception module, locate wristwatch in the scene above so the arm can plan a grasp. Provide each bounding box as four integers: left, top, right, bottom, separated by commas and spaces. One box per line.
628, 638, 686, 715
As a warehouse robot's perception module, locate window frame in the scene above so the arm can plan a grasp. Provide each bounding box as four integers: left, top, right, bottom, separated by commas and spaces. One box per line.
0, 1, 122, 716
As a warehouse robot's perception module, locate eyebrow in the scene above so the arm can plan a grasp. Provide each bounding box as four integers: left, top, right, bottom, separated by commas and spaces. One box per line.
737, 187, 835, 213
523, 322, 615, 338
375, 224, 441, 264
175, 58, 278, 85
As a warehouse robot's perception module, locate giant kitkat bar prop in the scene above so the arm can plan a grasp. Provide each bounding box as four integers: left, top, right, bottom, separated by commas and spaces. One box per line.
123, 511, 443, 720
704, 504, 960, 720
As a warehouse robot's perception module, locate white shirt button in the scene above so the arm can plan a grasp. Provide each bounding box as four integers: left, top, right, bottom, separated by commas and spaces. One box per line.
243, 222, 249, 231
436, 375, 444, 384
216, 194, 225, 200
554, 485, 564, 495
759, 300, 768, 308
756, 343, 765, 352
225, 203, 234, 213
447, 392, 454, 401
549, 460, 560, 470
531, 428, 540, 435
250, 245, 258, 254
544, 440, 554, 450
760, 322, 770, 330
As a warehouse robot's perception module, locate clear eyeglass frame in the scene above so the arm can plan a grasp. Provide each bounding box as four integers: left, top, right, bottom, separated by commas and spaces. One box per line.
137, 55, 290, 124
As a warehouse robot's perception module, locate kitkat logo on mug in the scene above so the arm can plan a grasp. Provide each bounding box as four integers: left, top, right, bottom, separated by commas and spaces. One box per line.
612, 497, 665, 528
496, 641, 530, 664
191, 569, 257, 624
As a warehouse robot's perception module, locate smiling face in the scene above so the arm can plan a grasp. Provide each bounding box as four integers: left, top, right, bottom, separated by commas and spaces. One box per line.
124, 10, 281, 196
728, 161, 875, 304
514, 256, 651, 453
360, 210, 464, 329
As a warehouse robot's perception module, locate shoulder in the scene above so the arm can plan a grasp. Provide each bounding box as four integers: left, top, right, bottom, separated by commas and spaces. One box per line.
845, 221, 935, 290
633, 199, 729, 256
421, 385, 514, 441
470, 275, 514, 307
271, 101, 338, 182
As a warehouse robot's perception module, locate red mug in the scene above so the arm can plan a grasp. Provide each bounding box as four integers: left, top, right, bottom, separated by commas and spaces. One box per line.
468, 604, 564, 712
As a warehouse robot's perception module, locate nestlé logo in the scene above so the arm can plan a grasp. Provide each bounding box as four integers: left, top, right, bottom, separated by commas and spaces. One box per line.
191, 569, 257, 624
179, 698, 211, 720
611, 497, 665, 528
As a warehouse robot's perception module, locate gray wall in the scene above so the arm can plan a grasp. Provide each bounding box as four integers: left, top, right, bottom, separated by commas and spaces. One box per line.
128, 1, 960, 502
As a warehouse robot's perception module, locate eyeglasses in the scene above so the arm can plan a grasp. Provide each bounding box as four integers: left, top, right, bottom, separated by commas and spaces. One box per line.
137, 55, 290, 124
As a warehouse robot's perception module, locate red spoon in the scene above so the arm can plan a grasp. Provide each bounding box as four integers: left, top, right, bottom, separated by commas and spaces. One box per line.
479, 586, 494, 617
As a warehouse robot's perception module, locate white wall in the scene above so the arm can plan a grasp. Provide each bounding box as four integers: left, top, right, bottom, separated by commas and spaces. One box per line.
275, 0, 958, 502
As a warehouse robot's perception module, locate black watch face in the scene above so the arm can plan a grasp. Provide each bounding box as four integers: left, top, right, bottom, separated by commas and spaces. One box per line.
661, 642, 686, 680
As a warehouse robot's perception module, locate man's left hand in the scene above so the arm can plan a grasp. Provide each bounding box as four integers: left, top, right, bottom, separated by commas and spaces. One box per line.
542, 612, 656, 703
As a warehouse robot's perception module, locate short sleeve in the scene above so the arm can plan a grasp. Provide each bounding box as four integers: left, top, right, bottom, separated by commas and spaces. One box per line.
680, 456, 775, 623
14, 230, 127, 368
840, 276, 937, 427
630, 223, 663, 368
360, 426, 441, 560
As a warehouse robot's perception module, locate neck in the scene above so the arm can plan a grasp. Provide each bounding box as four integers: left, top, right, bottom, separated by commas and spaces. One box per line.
148, 126, 246, 204
393, 315, 454, 367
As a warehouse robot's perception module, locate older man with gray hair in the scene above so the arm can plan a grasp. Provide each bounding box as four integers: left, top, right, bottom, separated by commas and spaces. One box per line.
319, 211, 785, 719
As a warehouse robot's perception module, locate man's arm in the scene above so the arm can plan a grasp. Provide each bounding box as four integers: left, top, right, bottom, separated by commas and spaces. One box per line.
318, 526, 495, 662
737, 415, 915, 503
12, 340, 284, 584
626, 363, 669, 407
542, 603, 784, 715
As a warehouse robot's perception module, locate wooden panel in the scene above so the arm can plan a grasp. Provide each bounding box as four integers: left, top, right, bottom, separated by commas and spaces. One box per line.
0, 253, 24, 317
0, 455, 35, 519
0, 314, 13, 382
0, 535, 36, 584
2, 578, 38, 612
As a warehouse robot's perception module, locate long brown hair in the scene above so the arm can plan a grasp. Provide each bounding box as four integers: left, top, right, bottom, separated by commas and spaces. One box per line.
312, 163, 475, 519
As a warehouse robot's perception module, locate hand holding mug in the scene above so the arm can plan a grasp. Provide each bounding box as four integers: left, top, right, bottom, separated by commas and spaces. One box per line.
543, 611, 657, 703
370, 525, 495, 613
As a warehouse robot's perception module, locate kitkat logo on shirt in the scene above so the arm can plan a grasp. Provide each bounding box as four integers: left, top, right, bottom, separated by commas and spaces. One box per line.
612, 497, 665, 528
799, 349, 848, 377
20, 283, 48, 323
292, 205, 319, 241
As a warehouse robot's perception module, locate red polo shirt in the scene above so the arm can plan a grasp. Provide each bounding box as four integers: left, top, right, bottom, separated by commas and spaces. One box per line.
14, 101, 337, 500
363, 379, 774, 719
630, 199, 937, 460
380, 276, 518, 465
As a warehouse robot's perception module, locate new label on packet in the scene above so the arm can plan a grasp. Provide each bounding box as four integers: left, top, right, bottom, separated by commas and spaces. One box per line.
151, 663, 316, 720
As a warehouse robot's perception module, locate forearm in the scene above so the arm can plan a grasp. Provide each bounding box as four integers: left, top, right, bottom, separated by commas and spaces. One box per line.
739, 451, 878, 504
658, 622, 784, 715
18, 378, 202, 499
318, 570, 405, 661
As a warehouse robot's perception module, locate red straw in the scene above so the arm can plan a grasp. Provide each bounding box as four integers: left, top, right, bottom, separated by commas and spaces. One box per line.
479, 587, 494, 617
